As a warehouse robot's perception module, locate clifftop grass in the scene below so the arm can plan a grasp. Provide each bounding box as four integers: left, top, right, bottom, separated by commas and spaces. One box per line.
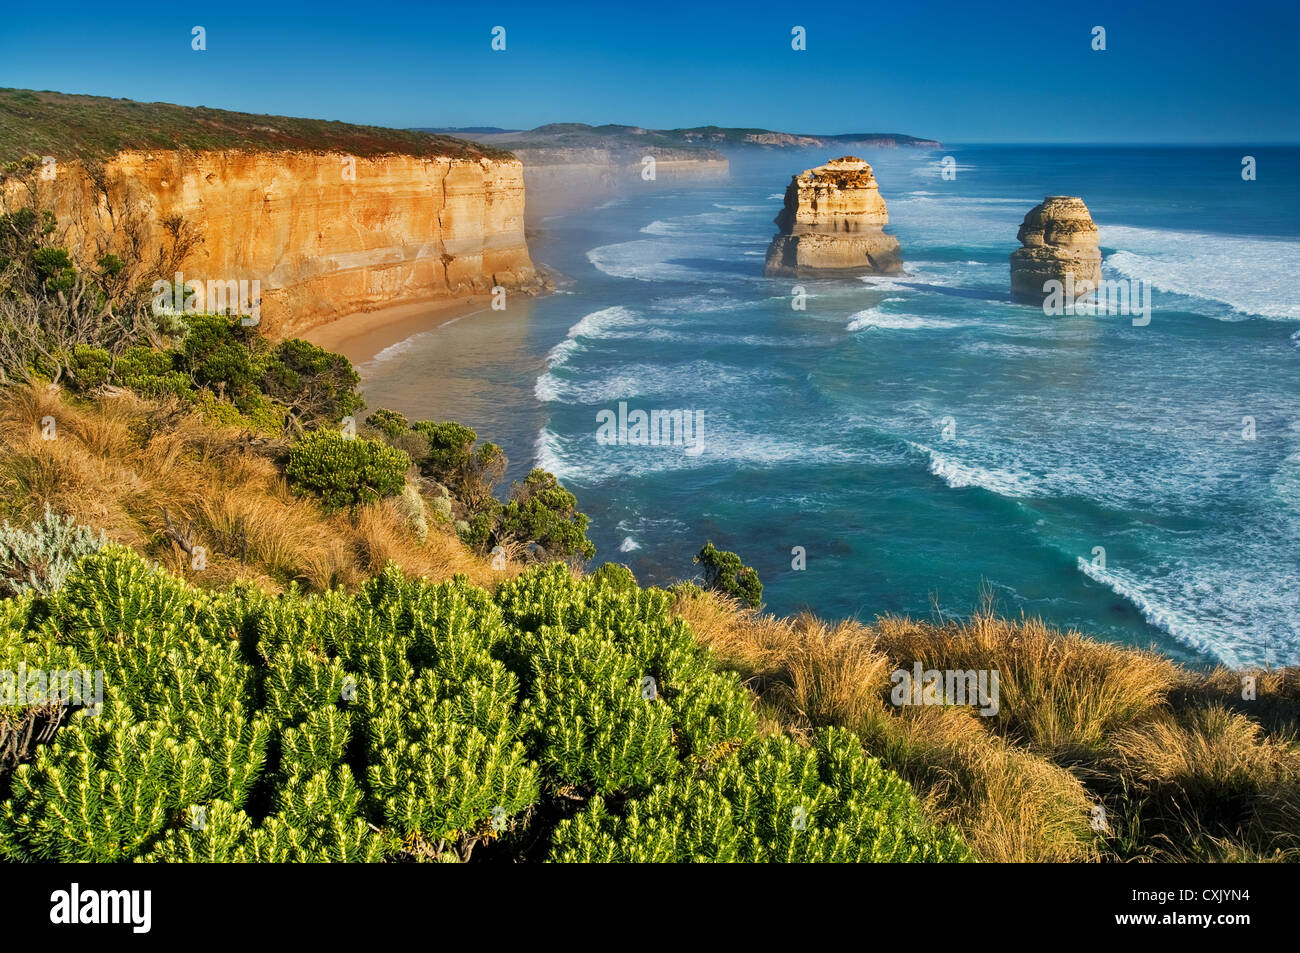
674, 591, 1300, 862
0, 88, 515, 165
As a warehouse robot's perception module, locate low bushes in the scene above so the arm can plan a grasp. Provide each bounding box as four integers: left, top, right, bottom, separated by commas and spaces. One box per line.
497, 469, 595, 563
363, 409, 594, 565
286, 431, 410, 512
59, 314, 364, 436
0, 548, 972, 863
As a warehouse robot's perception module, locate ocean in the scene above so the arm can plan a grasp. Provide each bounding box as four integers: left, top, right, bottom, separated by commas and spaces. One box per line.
354, 145, 1300, 668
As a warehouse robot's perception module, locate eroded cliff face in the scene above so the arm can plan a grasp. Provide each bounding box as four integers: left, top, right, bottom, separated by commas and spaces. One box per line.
764, 157, 902, 276
1009, 196, 1102, 304
42, 150, 538, 338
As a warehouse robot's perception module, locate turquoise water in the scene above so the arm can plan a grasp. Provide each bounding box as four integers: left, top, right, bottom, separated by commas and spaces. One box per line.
356, 146, 1300, 668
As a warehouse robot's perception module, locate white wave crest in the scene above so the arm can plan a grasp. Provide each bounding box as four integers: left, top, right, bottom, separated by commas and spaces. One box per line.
908, 442, 1037, 497
533, 427, 573, 479
847, 307, 960, 331
1073, 557, 1268, 666
544, 306, 639, 371
1102, 225, 1300, 321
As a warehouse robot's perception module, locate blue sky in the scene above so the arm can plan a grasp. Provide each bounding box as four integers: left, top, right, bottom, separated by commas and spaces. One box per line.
2, 0, 1296, 143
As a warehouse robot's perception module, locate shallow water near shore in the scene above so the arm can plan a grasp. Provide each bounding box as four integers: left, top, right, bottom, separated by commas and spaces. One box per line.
354, 146, 1300, 668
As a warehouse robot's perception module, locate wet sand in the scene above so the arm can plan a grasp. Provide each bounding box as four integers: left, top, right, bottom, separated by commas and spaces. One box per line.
299, 295, 492, 365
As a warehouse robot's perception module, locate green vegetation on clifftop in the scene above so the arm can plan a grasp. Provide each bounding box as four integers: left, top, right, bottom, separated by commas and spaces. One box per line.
0, 549, 972, 862
0, 88, 514, 165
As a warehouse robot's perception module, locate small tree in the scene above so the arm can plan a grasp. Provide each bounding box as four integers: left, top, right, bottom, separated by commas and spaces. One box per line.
694, 542, 762, 608
497, 469, 595, 563
261, 338, 363, 432
364, 408, 411, 442
181, 313, 262, 401
410, 420, 505, 512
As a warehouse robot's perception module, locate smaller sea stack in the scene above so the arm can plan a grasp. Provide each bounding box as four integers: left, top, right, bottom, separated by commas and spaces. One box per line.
1009, 196, 1102, 304
764, 157, 902, 277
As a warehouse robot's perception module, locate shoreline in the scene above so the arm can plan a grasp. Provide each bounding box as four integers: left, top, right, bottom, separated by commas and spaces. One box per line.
299, 295, 493, 366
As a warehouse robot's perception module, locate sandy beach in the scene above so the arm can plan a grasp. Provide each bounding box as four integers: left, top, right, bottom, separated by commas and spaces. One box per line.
299, 295, 492, 365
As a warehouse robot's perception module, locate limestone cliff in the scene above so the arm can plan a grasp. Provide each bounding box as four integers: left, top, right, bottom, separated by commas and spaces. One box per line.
40, 149, 539, 339
764, 157, 902, 277
1009, 196, 1102, 304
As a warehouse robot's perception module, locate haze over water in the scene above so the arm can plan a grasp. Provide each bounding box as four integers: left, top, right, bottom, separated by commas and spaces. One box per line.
356, 146, 1300, 669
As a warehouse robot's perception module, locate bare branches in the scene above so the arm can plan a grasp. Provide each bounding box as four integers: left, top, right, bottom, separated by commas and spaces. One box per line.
160, 506, 197, 557
155, 213, 204, 280
0, 172, 166, 382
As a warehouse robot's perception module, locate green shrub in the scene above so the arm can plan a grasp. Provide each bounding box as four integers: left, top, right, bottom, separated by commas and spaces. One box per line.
550, 729, 974, 862
366, 409, 431, 462
0, 550, 970, 863
457, 500, 500, 551
411, 420, 478, 483
591, 562, 637, 593
496, 563, 759, 786
31, 246, 76, 294
116, 345, 193, 401
0, 505, 106, 599
695, 541, 762, 608
181, 313, 260, 396
261, 338, 363, 429
285, 430, 411, 512
410, 420, 505, 510
46, 308, 361, 435
497, 469, 595, 563
364, 408, 411, 442
65, 345, 113, 391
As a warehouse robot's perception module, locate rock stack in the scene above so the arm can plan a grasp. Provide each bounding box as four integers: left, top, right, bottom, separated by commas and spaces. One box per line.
1009, 196, 1102, 304
764, 157, 902, 277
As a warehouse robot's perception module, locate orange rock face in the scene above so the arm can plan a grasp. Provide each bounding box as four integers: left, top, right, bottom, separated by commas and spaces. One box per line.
764, 157, 902, 276
42, 150, 538, 338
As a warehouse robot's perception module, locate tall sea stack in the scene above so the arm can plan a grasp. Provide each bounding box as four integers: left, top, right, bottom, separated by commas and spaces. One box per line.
764, 157, 902, 277
1009, 196, 1102, 304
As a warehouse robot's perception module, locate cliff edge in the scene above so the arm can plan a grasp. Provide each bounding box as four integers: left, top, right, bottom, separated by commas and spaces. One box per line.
1, 89, 540, 338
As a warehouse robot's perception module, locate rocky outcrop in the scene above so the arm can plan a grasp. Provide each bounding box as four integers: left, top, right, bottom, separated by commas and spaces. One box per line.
1009, 196, 1102, 304
763, 157, 902, 277
37, 150, 539, 339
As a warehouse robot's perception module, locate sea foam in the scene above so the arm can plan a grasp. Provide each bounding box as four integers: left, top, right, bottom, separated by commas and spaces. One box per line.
847, 306, 961, 331
1102, 225, 1300, 320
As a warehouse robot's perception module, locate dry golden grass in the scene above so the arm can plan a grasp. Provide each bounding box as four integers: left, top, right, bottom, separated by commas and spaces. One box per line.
1102, 706, 1300, 859
767, 614, 894, 733
0, 382, 516, 593
872, 610, 1180, 757
673, 586, 1300, 862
